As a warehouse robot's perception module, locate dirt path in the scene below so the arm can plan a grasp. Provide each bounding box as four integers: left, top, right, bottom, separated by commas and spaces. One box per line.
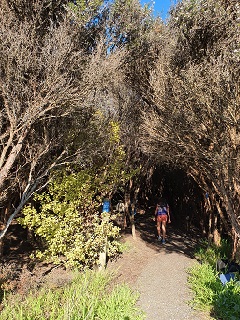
108, 219, 213, 320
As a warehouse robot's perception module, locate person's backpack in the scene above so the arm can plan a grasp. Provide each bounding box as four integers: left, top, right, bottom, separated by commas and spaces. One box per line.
156, 202, 168, 215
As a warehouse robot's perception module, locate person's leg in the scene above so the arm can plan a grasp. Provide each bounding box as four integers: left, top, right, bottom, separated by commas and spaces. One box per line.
157, 221, 161, 237
162, 220, 167, 240
156, 217, 162, 240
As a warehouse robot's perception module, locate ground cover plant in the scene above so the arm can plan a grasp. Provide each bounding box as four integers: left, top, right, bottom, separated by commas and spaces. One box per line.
0, 269, 145, 320
214, 281, 240, 320
188, 240, 240, 319
188, 262, 223, 311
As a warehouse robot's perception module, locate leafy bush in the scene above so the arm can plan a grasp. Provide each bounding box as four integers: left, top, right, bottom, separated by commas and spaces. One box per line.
214, 281, 240, 320
19, 170, 122, 269
19, 121, 136, 269
188, 239, 240, 319
187, 263, 223, 310
0, 270, 145, 320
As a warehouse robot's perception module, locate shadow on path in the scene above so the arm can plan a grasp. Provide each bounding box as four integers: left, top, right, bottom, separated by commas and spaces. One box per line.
130, 215, 212, 320
134, 214, 202, 260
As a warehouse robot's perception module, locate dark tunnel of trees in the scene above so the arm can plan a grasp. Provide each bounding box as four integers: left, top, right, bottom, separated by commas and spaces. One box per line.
130, 166, 229, 241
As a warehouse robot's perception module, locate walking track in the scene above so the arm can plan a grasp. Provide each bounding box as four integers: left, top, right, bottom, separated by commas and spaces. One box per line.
108, 218, 214, 320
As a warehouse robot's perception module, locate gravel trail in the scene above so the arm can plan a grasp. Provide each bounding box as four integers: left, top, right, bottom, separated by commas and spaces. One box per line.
108, 222, 213, 320
135, 242, 201, 320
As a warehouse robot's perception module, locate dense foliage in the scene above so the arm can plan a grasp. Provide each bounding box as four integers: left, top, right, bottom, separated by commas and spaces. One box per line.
0, 0, 239, 317
0, 0, 127, 243
19, 122, 134, 268
140, 0, 240, 247
188, 241, 240, 319
0, 0, 239, 274
0, 270, 145, 319
19, 171, 121, 268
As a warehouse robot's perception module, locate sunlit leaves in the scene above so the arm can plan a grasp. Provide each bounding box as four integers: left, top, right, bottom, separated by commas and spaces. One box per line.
19, 124, 136, 268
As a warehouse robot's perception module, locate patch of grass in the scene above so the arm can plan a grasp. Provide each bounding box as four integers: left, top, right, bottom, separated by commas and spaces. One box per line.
0, 270, 145, 320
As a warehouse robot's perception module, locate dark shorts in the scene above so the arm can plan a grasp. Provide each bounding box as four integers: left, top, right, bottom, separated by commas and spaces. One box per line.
156, 215, 168, 223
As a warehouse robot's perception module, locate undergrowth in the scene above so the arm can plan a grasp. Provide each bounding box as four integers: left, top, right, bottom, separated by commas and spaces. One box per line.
195, 239, 231, 268
0, 269, 145, 320
187, 239, 240, 320
188, 263, 223, 310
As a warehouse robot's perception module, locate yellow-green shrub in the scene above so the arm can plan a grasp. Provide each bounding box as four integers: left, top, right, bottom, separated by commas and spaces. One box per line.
19, 170, 121, 268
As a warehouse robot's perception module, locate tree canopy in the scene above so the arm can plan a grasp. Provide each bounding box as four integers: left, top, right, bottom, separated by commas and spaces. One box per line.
0, 0, 239, 264
140, 0, 240, 242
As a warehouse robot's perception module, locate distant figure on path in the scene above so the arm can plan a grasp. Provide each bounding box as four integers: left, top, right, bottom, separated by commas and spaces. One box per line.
154, 198, 171, 244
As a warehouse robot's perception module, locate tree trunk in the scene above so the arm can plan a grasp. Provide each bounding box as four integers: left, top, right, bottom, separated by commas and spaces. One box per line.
0, 132, 27, 190
98, 240, 108, 271
0, 204, 10, 257
125, 179, 138, 239
124, 192, 130, 229
130, 204, 136, 239
232, 229, 239, 261
98, 212, 109, 271
214, 198, 230, 235
213, 213, 221, 246
0, 239, 4, 256
205, 195, 213, 243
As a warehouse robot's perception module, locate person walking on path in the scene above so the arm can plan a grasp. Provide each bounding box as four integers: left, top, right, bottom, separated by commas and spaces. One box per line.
154, 198, 171, 243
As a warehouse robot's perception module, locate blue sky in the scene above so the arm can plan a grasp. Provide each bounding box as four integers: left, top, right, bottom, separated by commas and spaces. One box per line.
140, 0, 178, 20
